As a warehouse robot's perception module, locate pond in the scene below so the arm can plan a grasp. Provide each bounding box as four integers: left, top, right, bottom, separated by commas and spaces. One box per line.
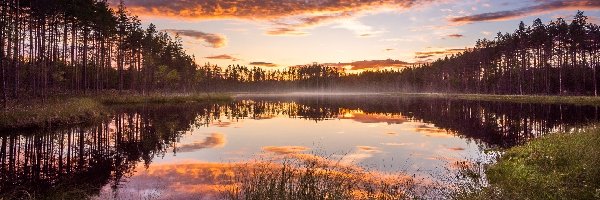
1, 94, 598, 199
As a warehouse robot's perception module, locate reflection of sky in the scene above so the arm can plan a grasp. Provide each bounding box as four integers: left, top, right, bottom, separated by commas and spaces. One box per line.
110, 0, 600, 69
97, 110, 488, 199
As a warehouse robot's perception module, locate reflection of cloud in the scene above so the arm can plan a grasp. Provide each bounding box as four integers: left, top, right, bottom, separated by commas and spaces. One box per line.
263, 146, 309, 155
205, 54, 239, 61
176, 133, 227, 153
414, 124, 453, 138
340, 145, 382, 164
163, 29, 227, 48
381, 142, 414, 146
447, 147, 465, 151
249, 62, 277, 67
339, 111, 407, 124
450, 0, 600, 23
100, 158, 416, 199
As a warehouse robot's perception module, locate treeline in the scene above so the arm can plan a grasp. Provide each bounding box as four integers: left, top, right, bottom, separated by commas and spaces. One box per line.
2, 3, 598, 99
399, 11, 600, 95
194, 12, 600, 95
0, 0, 197, 104
194, 64, 408, 92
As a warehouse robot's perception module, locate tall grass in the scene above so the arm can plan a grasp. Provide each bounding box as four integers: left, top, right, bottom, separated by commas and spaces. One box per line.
222, 155, 426, 200
0, 98, 107, 130
97, 93, 232, 104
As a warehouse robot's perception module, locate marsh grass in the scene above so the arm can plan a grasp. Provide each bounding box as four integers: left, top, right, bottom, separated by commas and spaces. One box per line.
0, 93, 232, 130
397, 93, 600, 106
452, 125, 600, 200
221, 154, 433, 200
96, 93, 232, 104
0, 98, 107, 130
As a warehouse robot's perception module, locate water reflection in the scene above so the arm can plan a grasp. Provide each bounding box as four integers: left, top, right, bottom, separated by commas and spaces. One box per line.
0, 96, 598, 198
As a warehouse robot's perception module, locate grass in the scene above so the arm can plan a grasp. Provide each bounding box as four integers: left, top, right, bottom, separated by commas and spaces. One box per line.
223, 155, 426, 200
96, 93, 232, 104
395, 93, 600, 106
454, 125, 600, 199
0, 93, 232, 130
0, 98, 108, 130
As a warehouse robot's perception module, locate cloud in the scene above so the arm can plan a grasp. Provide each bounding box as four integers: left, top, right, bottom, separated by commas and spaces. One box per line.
314, 59, 411, 70
250, 62, 277, 67
385, 48, 395, 51
205, 54, 239, 61
176, 133, 227, 153
267, 12, 353, 36
446, 34, 464, 38
163, 29, 227, 48
114, 0, 436, 36
114, 0, 432, 20
414, 48, 466, 59
266, 27, 308, 36
450, 0, 600, 23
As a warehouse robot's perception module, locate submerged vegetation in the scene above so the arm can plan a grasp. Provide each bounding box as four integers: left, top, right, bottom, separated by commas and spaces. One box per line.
455, 125, 600, 200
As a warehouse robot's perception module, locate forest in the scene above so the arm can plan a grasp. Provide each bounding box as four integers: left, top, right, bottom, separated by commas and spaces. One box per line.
1, 0, 599, 103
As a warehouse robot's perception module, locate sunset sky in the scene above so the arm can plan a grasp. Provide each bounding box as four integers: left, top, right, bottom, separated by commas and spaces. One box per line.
113, 0, 600, 71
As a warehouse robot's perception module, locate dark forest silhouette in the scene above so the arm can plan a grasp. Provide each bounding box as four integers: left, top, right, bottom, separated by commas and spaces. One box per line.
1, 0, 599, 102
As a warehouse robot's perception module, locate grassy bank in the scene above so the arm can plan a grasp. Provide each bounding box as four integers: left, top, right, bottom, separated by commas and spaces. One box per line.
456, 126, 600, 199
0, 98, 108, 130
0, 93, 232, 130
397, 93, 600, 106
96, 93, 232, 104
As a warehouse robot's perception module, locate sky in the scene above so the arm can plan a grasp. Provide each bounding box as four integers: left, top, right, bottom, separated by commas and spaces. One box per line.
113, 0, 600, 71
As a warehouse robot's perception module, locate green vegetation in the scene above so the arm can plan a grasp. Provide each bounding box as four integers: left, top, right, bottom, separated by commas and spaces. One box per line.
0, 93, 232, 130
96, 93, 232, 104
0, 98, 107, 130
455, 126, 600, 199
398, 93, 600, 106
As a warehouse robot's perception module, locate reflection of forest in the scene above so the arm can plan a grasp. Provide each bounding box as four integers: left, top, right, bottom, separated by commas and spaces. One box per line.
1, 97, 598, 198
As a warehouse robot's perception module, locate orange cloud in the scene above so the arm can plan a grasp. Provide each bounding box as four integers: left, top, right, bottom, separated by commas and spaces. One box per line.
319, 59, 411, 70
414, 48, 466, 59
164, 29, 227, 48
205, 54, 239, 61
176, 133, 227, 153
450, 0, 600, 23
114, 0, 438, 36
114, 0, 432, 20
249, 62, 277, 67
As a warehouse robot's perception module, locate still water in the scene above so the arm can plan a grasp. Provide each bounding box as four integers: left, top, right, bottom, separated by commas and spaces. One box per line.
1, 94, 598, 199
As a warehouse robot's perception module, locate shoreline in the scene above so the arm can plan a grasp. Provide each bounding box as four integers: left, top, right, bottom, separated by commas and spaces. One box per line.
2, 92, 599, 131
0, 93, 232, 131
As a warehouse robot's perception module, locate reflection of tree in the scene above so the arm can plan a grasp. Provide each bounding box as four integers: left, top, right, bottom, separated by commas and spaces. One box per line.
230, 96, 599, 147
1, 98, 598, 198
0, 104, 207, 198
